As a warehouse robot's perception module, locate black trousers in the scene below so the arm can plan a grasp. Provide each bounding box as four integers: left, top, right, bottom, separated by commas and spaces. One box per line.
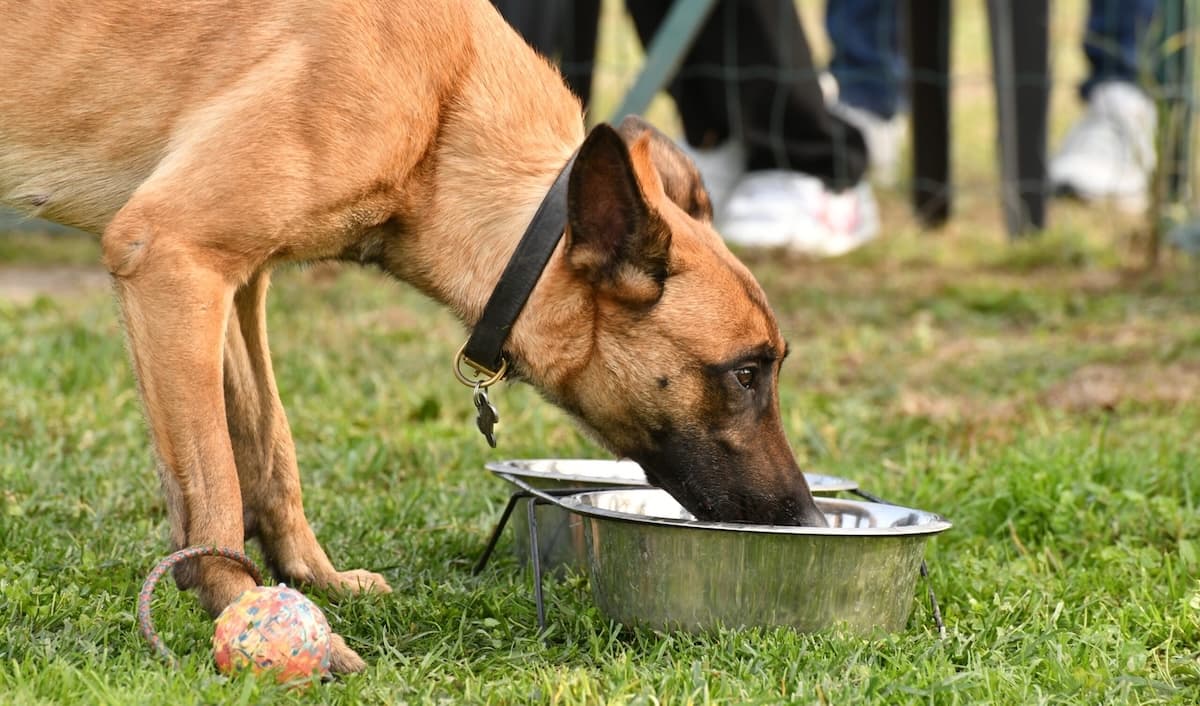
493, 0, 868, 189
490, 0, 602, 108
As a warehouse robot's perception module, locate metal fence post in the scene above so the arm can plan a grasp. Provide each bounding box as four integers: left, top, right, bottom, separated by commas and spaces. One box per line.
610, 0, 720, 120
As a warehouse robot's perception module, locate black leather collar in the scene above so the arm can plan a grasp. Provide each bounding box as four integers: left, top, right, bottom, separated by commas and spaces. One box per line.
459, 150, 577, 380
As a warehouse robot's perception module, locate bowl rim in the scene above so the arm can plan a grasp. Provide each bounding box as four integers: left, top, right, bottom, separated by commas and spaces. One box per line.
485, 458, 859, 493
486, 458, 647, 486
556, 488, 952, 537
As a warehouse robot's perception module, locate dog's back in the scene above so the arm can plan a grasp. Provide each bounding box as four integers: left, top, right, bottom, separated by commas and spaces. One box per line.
0, 0, 578, 241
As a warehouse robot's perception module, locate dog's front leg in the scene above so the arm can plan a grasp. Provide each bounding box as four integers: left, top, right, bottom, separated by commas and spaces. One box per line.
103, 207, 255, 617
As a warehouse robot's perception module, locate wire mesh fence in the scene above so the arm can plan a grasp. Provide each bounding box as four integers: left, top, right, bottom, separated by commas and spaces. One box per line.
1, 0, 1195, 254
499, 0, 1199, 253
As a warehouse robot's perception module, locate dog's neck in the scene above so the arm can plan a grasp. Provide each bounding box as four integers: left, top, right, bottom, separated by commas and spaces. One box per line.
391, 144, 592, 389
381, 29, 592, 391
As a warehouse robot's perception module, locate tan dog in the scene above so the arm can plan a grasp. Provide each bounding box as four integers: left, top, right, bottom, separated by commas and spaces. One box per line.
0, 0, 825, 671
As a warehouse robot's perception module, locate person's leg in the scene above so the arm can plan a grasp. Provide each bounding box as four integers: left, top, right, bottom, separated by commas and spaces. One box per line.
713, 0, 878, 254
1050, 0, 1159, 210
731, 0, 869, 187
826, 0, 902, 120
492, 0, 601, 105
629, 0, 868, 187
626, 0, 729, 149
629, 0, 877, 255
562, 0, 602, 107
1081, 0, 1158, 99
626, 0, 746, 212
824, 0, 906, 184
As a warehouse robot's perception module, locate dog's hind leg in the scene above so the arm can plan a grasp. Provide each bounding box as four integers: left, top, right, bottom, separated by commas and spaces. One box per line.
223, 271, 389, 672
224, 270, 391, 596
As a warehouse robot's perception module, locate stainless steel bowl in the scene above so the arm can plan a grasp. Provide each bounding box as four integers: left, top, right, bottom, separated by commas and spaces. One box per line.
558, 488, 950, 634
485, 459, 859, 573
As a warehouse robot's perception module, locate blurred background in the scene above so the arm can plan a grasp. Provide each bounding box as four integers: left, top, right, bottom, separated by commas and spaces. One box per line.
498, 0, 1198, 262
2, 0, 1197, 266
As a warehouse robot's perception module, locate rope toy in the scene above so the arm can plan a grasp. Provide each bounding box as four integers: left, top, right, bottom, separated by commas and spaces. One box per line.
138, 547, 332, 684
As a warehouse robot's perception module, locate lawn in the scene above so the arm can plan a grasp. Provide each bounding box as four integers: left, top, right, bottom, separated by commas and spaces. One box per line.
3, 1, 1200, 704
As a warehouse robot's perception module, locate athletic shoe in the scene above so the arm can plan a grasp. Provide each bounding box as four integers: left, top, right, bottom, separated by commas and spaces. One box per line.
1049, 81, 1157, 213
676, 139, 746, 213
829, 101, 905, 187
716, 170, 879, 257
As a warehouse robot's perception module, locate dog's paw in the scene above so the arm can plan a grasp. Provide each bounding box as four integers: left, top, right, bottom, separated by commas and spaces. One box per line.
328, 633, 366, 674
328, 569, 392, 596
271, 554, 392, 597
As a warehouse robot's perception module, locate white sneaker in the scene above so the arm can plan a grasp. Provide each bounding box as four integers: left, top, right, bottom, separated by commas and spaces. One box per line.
716, 170, 880, 257
829, 101, 906, 187
1049, 81, 1157, 213
676, 139, 745, 213
819, 71, 840, 104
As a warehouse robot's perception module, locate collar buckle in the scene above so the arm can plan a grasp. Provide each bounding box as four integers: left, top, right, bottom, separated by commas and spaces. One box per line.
452, 341, 508, 388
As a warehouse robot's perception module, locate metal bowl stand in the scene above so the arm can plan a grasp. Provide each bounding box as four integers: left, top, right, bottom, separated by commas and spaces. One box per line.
473, 471, 631, 633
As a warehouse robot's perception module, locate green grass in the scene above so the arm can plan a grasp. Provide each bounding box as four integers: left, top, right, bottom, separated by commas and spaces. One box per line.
4, 1, 1200, 703
3, 230, 1199, 704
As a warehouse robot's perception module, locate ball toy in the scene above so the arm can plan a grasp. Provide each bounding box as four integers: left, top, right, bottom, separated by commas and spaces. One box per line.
139, 547, 333, 685
212, 584, 332, 682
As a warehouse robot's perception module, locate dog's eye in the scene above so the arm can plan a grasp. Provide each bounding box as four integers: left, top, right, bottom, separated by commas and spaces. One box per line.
733, 367, 756, 390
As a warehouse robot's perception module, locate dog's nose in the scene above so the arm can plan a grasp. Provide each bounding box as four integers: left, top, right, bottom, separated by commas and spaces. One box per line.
795, 500, 829, 528
770, 491, 828, 527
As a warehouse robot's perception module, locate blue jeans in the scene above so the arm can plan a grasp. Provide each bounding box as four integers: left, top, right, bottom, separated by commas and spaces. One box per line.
827, 0, 1159, 117
1081, 0, 1158, 98
826, 0, 902, 119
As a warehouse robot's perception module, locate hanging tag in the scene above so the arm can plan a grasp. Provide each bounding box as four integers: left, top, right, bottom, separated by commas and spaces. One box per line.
472, 382, 499, 448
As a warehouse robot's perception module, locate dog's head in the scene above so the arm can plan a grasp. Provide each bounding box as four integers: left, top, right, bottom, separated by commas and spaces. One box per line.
538, 117, 826, 527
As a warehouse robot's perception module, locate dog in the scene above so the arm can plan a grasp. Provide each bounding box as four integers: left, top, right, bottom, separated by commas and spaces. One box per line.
0, 0, 826, 671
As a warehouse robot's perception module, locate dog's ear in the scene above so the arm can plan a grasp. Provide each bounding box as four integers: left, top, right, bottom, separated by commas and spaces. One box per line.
616, 115, 713, 223
566, 123, 671, 305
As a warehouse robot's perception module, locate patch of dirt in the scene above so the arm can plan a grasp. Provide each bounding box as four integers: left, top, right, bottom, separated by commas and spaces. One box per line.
894, 389, 1020, 424
0, 265, 110, 303
895, 362, 1200, 427
1044, 363, 1200, 412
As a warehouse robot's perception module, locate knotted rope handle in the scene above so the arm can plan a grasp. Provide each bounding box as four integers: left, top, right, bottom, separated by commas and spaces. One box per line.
137, 547, 263, 667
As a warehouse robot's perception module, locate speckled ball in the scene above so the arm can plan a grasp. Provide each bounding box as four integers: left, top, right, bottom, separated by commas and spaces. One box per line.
212, 585, 332, 684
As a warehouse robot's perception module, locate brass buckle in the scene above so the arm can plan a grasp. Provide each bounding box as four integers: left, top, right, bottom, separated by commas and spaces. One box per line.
452, 342, 508, 388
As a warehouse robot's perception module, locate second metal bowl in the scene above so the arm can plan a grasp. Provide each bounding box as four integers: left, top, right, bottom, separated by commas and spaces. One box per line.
486, 459, 858, 572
